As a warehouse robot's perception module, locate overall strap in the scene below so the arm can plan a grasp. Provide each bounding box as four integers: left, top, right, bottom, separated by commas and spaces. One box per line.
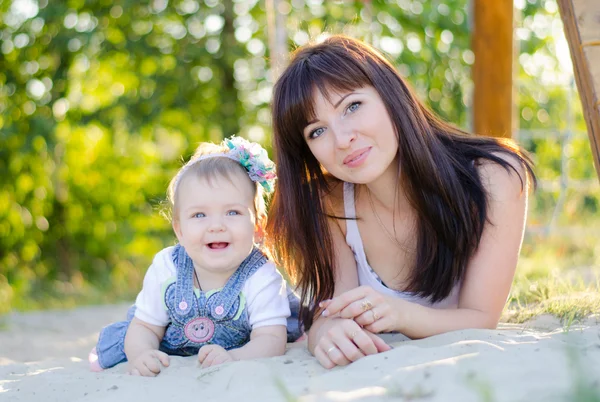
172, 244, 196, 317
208, 247, 267, 321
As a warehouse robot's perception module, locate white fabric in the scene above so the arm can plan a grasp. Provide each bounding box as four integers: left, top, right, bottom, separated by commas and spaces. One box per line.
343, 182, 460, 309
134, 246, 291, 327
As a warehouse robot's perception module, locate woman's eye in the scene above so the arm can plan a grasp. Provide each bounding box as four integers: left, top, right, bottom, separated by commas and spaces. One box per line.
347, 101, 361, 114
193, 213, 205, 218
226, 210, 241, 216
309, 127, 325, 139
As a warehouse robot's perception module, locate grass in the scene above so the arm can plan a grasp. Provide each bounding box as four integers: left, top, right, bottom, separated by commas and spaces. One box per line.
503, 231, 600, 327
565, 345, 600, 402
465, 372, 495, 402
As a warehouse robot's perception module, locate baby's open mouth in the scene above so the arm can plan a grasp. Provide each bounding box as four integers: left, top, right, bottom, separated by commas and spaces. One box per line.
207, 242, 229, 249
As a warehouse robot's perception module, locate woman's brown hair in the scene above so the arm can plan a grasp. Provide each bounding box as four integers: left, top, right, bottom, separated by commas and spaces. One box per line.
266, 35, 535, 331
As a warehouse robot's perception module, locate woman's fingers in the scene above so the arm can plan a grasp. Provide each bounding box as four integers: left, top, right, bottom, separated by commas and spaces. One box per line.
313, 345, 336, 369
322, 287, 371, 317
338, 298, 380, 320
365, 331, 392, 353
332, 332, 366, 362
354, 305, 383, 327
350, 329, 379, 356
318, 343, 352, 367
315, 319, 390, 369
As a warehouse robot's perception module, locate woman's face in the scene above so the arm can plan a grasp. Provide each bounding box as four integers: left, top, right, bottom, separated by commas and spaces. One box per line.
302, 86, 399, 184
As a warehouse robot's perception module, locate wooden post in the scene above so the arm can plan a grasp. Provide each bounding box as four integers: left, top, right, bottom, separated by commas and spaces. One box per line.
557, 0, 600, 184
472, 1, 514, 138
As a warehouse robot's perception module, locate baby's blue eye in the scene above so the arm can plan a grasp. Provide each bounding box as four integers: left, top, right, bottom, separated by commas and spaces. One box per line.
227, 210, 241, 216
193, 212, 205, 218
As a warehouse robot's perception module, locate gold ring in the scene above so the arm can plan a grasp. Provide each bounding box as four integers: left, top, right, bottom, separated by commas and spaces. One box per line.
361, 299, 373, 312
372, 310, 380, 321
326, 346, 337, 355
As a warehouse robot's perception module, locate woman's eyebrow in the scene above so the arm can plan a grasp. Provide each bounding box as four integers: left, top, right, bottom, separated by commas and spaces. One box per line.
305, 92, 357, 126
333, 92, 354, 108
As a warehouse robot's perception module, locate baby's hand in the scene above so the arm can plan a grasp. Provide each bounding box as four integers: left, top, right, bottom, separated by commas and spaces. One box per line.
198, 344, 235, 368
128, 350, 170, 377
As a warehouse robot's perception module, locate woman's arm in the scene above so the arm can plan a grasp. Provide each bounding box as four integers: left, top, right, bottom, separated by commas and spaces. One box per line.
395, 157, 529, 338
307, 213, 360, 352
323, 157, 530, 339
307, 197, 391, 368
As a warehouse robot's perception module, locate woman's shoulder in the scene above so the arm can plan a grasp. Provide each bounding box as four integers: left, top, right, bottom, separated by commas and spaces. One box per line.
475, 152, 530, 197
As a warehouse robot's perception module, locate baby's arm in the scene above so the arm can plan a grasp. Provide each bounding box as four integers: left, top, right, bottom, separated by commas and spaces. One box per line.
124, 317, 169, 376
230, 325, 287, 360
198, 325, 287, 368
123, 248, 174, 376
230, 261, 290, 360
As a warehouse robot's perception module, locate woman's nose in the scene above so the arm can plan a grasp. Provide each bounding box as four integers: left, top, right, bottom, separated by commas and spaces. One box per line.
333, 123, 356, 149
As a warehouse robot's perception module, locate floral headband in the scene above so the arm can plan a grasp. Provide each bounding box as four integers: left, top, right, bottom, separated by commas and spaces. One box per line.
173, 136, 277, 193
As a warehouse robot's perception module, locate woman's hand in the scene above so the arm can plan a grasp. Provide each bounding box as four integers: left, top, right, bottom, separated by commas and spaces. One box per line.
313, 317, 391, 369
321, 286, 404, 334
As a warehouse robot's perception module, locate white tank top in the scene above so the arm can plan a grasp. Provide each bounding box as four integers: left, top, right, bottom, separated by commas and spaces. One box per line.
343, 182, 460, 309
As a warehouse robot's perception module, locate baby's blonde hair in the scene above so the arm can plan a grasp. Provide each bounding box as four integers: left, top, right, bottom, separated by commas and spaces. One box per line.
167, 142, 267, 225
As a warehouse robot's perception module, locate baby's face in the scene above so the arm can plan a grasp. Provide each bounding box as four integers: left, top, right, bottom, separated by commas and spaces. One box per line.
173, 171, 257, 279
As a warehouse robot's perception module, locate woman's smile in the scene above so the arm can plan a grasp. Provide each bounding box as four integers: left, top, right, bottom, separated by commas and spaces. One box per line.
343, 147, 372, 168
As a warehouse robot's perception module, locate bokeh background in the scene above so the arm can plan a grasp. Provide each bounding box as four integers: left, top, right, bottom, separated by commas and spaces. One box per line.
1, 0, 598, 317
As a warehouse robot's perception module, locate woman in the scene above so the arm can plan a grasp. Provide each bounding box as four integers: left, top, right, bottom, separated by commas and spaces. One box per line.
266, 35, 535, 369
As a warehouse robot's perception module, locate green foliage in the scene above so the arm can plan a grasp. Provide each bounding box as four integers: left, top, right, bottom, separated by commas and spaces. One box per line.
1, 0, 270, 311
281, 0, 471, 126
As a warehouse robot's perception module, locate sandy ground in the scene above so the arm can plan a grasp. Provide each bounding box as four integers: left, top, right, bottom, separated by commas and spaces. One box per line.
0, 304, 599, 402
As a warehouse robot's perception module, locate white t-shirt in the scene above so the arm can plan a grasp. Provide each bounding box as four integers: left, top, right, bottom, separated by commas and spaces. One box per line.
134, 246, 291, 329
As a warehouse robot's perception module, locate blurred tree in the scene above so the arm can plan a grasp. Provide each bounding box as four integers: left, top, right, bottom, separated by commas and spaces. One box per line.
0, 0, 265, 311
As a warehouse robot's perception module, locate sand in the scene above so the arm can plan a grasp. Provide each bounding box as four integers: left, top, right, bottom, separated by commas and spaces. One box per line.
0, 304, 599, 402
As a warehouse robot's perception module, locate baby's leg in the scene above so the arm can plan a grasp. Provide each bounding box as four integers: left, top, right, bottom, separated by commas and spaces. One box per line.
90, 306, 136, 371
88, 347, 103, 372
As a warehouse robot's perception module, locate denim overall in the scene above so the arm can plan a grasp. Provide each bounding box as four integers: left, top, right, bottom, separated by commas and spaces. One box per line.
95, 245, 301, 369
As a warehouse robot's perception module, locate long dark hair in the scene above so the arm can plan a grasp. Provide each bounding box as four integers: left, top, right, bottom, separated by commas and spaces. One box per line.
266, 35, 535, 331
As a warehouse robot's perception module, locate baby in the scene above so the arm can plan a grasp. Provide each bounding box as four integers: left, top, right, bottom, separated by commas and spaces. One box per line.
90, 136, 294, 376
